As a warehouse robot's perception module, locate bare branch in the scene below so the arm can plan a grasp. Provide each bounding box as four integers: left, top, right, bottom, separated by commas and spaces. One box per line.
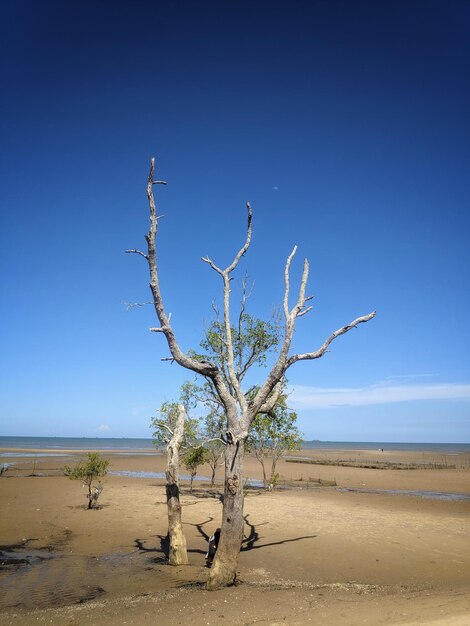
187, 437, 227, 450
149, 327, 165, 333
125, 249, 149, 260
137, 158, 237, 418
237, 274, 252, 376
297, 305, 313, 318
201, 256, 224, 276
153, 421, 174, 437
211, 300, 220, 321
124, 300, 154, 310
283, 246, 297, 319
293, 258, 309, 315
202, 203, 254, 416
238, 345, 258, 382
226, 202, 253, 274
287, 311, 377, 366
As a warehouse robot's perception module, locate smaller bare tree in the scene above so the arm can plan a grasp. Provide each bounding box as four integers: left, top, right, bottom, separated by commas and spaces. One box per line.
151, 401, 199, 565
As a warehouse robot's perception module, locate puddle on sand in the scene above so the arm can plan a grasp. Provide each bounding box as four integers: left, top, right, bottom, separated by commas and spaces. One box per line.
110, 470, 209, 481
0, 548, 107, 609
0, 545, 172, 610
339, 487, 470, 501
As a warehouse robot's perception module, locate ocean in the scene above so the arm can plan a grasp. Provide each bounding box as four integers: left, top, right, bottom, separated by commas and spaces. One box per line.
0, 436, 469, 454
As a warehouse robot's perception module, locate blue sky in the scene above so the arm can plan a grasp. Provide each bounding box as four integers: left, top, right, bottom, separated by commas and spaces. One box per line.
1, 0, 469, 442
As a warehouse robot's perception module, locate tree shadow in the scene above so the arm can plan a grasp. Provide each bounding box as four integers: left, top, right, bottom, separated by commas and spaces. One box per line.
177, 487, 224, 502
241, 514, 316, 552
135, 514, 317, 564
134, 535, 169, 563
190, 516, 214, 542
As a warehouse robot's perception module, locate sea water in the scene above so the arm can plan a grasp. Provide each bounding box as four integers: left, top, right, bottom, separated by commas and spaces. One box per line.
0, 436, 468, 454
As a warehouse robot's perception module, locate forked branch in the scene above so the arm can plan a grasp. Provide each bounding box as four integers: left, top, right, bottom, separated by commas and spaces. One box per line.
287, 311, 377, 366
247, 244, 375, 422
201, 202, 254, 416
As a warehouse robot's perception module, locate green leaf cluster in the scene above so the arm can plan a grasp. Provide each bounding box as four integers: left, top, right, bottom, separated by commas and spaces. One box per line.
247, 395, 302, 459
63, 452, 109, 486
151, 401, 199, 448
182, 445, 208, 474
190, 313, 281, 386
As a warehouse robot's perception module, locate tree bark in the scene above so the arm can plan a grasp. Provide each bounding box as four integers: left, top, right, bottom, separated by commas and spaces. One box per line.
165, 406, 189, 566
260, 458, 267, 489
270, 456, 279, 486
207, 440, 245, 589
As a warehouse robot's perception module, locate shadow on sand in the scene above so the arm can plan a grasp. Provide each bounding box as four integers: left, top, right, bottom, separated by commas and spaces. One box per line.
135, 513, 316, 561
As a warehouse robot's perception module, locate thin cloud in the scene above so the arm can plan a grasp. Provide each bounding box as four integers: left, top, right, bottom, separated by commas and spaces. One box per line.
95, 424, 111, 433
289, 382, 470, 409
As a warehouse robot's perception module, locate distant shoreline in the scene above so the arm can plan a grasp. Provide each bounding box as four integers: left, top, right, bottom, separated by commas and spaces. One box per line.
0, 435, 469, 454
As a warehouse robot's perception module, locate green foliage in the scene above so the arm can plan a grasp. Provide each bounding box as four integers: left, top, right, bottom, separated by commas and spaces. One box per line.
63, 452, 109, 509
182, 445, 208, 492
63, 452, 109, 483
246, 390, 302, 488
189, 313, 281, 389
182, 445, 207, 473
247, 402, 302, 458
151, 401, 199, 448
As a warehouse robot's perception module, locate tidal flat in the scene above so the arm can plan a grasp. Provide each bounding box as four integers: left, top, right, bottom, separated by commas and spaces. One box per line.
1, 447, 469, 625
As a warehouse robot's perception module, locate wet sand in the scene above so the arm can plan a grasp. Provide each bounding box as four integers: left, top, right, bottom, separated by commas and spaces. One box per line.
1, 447, 469, 625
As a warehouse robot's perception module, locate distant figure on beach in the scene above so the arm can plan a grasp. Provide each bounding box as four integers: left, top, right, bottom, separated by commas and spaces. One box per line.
205, 528, 221, 567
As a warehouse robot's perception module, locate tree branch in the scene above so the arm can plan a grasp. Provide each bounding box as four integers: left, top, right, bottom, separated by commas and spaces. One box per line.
287, 311, 377, 366
201, 256, 223, 276
226, 202, 253, 273
153, 421, 174, 437
124, 300, 154, 310
130, 158, 237, 419
125, 249, 149, 260
257, 381, 283, 414
283, 246, 297, 319
293, 258, 309, 316
201, 202, 253, 417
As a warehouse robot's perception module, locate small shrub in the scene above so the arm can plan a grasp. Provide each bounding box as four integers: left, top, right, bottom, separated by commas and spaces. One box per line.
63, 452, 109, 509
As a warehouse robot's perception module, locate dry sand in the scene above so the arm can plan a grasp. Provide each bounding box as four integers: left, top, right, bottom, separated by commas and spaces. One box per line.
1, 447, 469, 625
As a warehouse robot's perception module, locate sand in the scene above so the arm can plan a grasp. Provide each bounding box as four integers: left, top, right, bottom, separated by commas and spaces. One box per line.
1, 447, 469, 625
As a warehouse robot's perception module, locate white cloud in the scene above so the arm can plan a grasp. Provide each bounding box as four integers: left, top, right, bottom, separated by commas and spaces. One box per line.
95, 424, 111, 433
289, 381, 470, 409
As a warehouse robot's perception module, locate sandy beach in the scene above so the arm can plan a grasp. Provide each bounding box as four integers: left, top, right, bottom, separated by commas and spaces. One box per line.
1, 447, 469, 625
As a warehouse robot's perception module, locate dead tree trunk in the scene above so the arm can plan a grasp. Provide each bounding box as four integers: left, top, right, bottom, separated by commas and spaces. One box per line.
165, 405, 189, 566
206, 439, 245, 589
127, 157, 376, 589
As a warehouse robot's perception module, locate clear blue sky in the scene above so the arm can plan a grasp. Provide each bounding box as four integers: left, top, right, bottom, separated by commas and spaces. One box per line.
1, 0, 469, 442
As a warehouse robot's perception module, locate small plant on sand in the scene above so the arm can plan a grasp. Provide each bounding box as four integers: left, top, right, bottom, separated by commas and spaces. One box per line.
63, 452, 109, 509
182, 446, 208, 493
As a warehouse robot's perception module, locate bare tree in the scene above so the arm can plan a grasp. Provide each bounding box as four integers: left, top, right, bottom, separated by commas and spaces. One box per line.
151, 403, 195, 565
127, 158, 376, 589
